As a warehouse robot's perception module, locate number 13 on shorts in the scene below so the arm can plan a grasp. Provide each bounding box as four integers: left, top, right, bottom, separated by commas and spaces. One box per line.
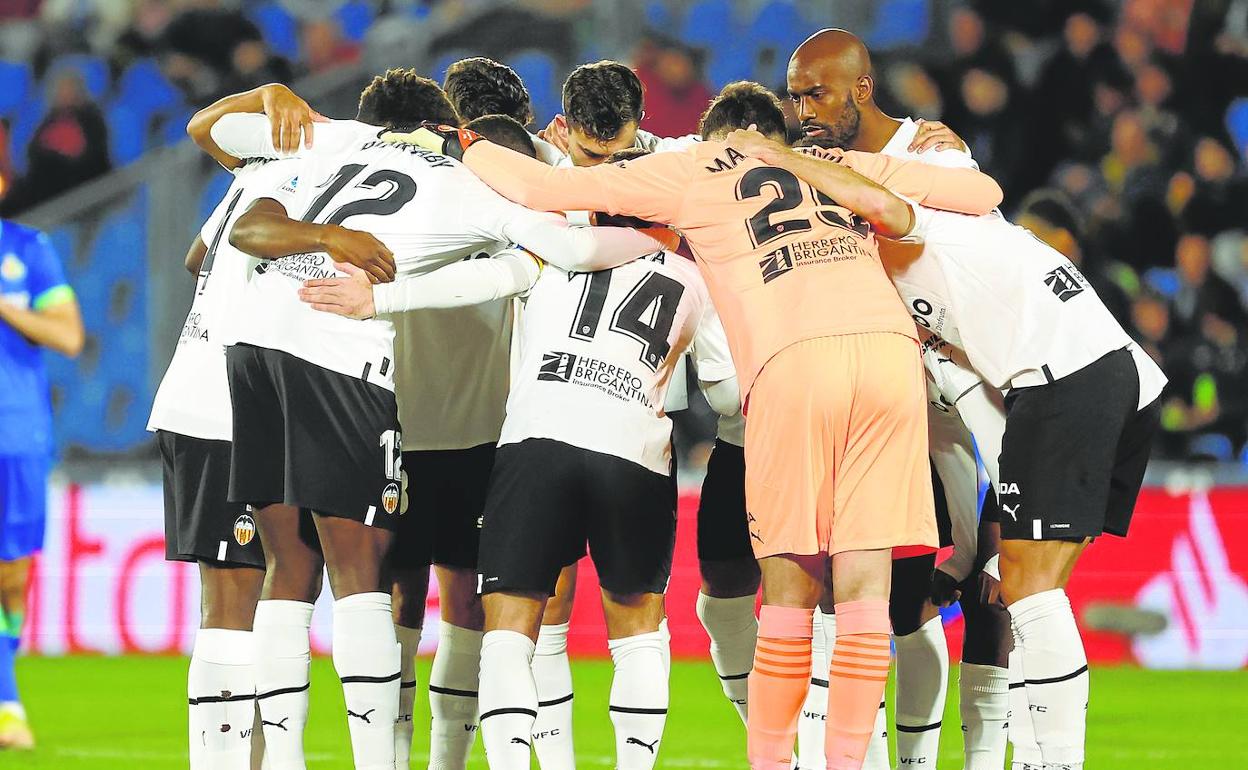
381, 429, 403, 481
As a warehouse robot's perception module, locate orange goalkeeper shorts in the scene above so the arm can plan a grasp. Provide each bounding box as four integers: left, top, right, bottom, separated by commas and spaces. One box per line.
743, 333, 937, 559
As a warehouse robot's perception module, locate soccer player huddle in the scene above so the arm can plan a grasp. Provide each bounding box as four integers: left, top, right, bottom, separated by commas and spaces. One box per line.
149, 26, 1166, 770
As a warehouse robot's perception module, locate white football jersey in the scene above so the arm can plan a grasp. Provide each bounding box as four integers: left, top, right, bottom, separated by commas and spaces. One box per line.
216, 118, 650, 391
147, 158, 300, 441
391, 244, 513, 451
500, 251, 726, 475
877, 118, 1165, 408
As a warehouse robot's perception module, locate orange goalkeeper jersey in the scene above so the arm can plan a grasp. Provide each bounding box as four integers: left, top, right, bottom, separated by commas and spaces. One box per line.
462, 140, 1002, 398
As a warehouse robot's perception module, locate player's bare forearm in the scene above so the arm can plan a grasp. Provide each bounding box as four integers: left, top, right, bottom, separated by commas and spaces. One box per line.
762, 146, 915, 238
0, 296, 84, 357
184, 237, 207, 275
188, 84, 321, 169
230, 199, 396, 283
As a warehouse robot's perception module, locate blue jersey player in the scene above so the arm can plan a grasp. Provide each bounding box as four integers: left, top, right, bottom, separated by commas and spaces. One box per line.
0, 219, 82, 751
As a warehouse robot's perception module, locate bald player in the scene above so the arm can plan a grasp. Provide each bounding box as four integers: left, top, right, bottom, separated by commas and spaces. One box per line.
405, 82, 1002, 770
787, 29, 1008, 770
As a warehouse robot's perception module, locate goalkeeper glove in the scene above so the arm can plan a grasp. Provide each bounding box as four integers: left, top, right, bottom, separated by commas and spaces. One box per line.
382, 122, 485, 161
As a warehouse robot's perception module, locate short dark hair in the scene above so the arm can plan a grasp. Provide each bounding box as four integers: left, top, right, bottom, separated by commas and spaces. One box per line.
699, 81, 787, 141
466, 114, 537, 158
357, 68, 461, 131
444, 57, 534, 125
562, 61, 644, 142
1018, 189, 1083, 240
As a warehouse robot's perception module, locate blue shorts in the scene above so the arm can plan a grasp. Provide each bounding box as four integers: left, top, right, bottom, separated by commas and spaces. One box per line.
0, 455, 49, 561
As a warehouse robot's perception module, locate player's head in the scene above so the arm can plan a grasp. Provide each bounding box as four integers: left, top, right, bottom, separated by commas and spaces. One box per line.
357, 68, 461, 131
699, 81, 787, 142
466, 114, 537, 158
1016, 189, 1084, 262
786, 28, 874, 148
562, 61, 644, 166
443, 57, 534, 126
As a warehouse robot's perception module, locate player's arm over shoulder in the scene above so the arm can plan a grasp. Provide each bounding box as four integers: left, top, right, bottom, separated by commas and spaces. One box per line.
838, 150, 1001, 215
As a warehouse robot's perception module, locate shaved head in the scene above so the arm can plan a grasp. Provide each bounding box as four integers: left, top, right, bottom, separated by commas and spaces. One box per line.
787, 28, 876, 148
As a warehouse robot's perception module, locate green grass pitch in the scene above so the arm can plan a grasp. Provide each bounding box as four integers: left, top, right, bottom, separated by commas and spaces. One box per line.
3, 656, 1243, 767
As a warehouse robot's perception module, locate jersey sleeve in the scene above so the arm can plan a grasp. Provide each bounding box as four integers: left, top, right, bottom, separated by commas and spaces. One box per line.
23, 230, 74, 310
690, 301, 736, 384
211, 114, 377, 160
372, 248, 541, 313
927, 396, 980, 582
636, 130, 701, 153
838, 150, 1002, 215
462, 140, 694, 225
458, 174, 667, 273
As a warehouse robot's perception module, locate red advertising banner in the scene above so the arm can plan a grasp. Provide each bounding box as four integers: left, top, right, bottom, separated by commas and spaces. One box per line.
23, 483, 1248, 669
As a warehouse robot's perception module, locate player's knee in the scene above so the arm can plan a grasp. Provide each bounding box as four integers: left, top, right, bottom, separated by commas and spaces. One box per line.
699, 557, 760, 598
434, 567, 483, 629
601, 590, 664, 637
392, 568, 434, 628
200, 563, 265, 629
483, 590, 546, 639
960, 593, 1011, 667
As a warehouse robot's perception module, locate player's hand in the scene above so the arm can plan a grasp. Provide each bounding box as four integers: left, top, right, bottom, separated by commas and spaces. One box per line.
298, 262, 376, 319
908, 119, 968, 153
318, 224, 396, 284
391, 123, 484, 162
977, 569, 1004, 608
724, 125, 788, 164
930, 568, 963, 608
537, 114, 570, 153
260, 83, 327, 154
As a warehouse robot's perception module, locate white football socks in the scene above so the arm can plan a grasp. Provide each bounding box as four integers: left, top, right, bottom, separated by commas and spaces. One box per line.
960, 663, 1010, 770
608, 629, 669, 770
531, 622, 576, 769
1008, 624, 1043, 769
479, 630, 538, 770
188, 628, 256, 769
253, 600, 314, 770
795, 610, 829, 769
694, 592, 756, 723
893, 616, 948, 766
1009, 589, 1088, 769
394, 625, 422, 769
428, 622, 483, 770
332, 593, 401, 770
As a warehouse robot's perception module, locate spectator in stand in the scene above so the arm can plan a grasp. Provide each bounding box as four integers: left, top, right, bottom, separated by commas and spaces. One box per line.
1172, 232, 1247, 335
1163, 307, 1248, 458
1101, 110, 1176, 267
883, 61, 944, 121
113, 0, 176, 72
160, 0, 292, 103
39, 0, 133, 58
0, 70, 110, 216
956, 65, 1027, 200
1170, 136, 1248, 236
633, 34, 712, 138
300, 17, 361, 76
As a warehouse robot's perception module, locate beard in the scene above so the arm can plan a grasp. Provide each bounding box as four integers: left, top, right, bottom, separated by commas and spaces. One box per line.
801, 94, 861, 149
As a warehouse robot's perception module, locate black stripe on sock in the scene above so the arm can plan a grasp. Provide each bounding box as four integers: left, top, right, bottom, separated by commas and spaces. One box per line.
340, 672, 401, 685
257, 683, 310, 700
1024, 665, 1088, 687
1008, 682, 1026, 690
429, 684, 479, 698
480, 707, 537, 720
878, 701, 886, 709
719, 672, 750, 681
400, 680, 418, 689
192, 692, 258, 704
538, 693, 574, 707
609, 705, 669, 715
896, 720, 942, 733
810, 677, 829, 687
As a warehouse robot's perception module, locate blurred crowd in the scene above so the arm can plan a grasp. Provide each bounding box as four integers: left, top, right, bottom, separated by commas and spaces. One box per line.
2, 0, 1248, 462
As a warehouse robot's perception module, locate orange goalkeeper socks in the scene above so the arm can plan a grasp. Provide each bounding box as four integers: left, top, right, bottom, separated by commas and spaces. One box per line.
825, 599, 892, 770
746, 605, 814, 770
